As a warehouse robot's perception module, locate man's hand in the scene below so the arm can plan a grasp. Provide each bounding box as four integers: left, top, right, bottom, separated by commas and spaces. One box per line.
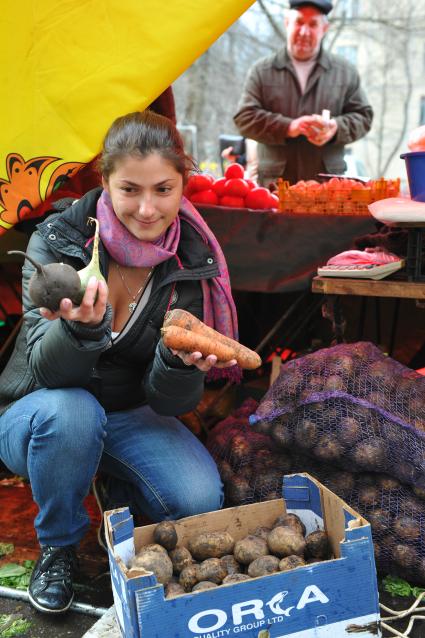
287, 115, 319, 138
307, 117, 338, 146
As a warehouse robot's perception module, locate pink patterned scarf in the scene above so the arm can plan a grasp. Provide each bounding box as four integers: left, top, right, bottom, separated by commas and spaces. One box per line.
97, 190, 241, 381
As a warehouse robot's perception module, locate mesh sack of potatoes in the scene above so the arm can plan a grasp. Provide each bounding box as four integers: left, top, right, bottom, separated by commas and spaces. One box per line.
286, 455, 425, 584
207, 398, 297, 506
249, 342, 425, 491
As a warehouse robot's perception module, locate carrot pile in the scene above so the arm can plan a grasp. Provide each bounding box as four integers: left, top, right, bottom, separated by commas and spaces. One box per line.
161, 309, 262, 370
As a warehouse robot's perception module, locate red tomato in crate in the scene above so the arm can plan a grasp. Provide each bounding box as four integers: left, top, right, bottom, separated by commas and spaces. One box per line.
188, 174, 214, 193
245, 179, 257, 190
213, 177, 227, 197
224, 163, 245, 180
223, 178, 250, 198
190, 189, 219, 205
245, 187, 272, 210
219, 195, 246, 208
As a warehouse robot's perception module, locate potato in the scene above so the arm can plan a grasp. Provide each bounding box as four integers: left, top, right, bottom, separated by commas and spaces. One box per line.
294, 419, 319, 449
192, 581, 219, 592
351, 439, 387, 470
169, 547, 194, 574
377, 474, 401, 491
247, 555, 280, 577
217, 460, 234, 482
197, 558, 227, 584
338, 416, 362, 446
226, 477, 252, 505
165, 581, 185, 598
253, 449, 292, 475
358, 486, 380, 507
313, 435, 344, 463
272, 514, 306, 537
130, 550, 173, 584
259, 490, 281, 502
325, 471, 354, 499
239, 464, 253, 481
305, 531, 331, 560
179, 564, 200, 592
253, 526, 272, 541
368, 509, 391, 535
267, 527, 306, 558
230, 435, 252, 462
188, 531, 235, 561
396, 462, 418, 486
392, 544, 417, 569
234, 535, 268, 565
153, 521, 178, 551
392, 516, 420, 541
251, 418, 272, 436
254, 471, 282, 495
279, 555, 306, 571
138, 543, 168, 556
413, 485, 425, 501
324, 375, 345, 391
223, 573, 251, 584
270, 419, 293, 449
221, 554, 242, 575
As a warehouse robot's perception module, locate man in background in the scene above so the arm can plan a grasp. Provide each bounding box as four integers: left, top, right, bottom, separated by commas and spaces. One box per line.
234, 0, 373, 185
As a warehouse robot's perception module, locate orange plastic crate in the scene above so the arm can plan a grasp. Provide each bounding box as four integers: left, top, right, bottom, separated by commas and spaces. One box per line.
277, 177, 400, 215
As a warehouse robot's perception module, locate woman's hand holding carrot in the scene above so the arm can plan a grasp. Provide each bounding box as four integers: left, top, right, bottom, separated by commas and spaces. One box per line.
162, 310, 262, 370
170, 349, 237, 372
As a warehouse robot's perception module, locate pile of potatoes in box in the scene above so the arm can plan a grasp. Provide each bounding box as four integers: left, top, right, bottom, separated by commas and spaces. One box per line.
127, 515, 331, 597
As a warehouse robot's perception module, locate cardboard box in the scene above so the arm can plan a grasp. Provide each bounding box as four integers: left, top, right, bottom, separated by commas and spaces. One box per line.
105, 473, 381, 638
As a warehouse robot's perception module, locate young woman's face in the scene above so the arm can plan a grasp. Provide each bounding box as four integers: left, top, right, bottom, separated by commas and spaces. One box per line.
102, 153, 184, 241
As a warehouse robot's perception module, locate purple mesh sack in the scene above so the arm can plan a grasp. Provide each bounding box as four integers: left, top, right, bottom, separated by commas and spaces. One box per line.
250, 342, 425, 490
288, 456, 425, 584
207, 398, 292, 505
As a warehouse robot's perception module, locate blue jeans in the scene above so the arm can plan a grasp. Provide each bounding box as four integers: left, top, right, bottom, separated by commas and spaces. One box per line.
0, 388, 223, 547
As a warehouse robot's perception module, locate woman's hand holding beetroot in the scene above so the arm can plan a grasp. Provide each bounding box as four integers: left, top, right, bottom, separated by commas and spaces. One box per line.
40, 276, 108, 326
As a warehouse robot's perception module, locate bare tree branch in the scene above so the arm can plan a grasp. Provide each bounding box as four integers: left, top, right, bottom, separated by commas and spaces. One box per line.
257, 0, 285, 40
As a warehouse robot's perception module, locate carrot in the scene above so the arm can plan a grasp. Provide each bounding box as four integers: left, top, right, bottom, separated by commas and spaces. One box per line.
163, 309, 262, 370
161, 325, 236, 361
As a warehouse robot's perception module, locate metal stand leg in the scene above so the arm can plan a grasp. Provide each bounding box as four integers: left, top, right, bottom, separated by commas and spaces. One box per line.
388, 298, 400, 357
321, 295, 346, 343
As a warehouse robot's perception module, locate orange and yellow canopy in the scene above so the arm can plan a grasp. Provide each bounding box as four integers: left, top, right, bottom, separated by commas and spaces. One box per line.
0, 0, 254, 234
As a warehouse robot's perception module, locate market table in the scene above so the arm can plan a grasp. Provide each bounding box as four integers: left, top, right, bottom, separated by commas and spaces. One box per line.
197, 205, 377, 293
312, 275, 425, 299
311, 274, 425, 358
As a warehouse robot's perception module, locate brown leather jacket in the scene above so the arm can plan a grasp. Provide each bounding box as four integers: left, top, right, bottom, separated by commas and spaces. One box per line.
234, 47, 373, 185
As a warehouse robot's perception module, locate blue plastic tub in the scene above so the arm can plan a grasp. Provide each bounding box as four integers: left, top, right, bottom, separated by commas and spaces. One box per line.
400, 151, 425, 201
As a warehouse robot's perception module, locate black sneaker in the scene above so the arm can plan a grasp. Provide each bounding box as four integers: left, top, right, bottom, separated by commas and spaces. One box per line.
28, 545, 77, 614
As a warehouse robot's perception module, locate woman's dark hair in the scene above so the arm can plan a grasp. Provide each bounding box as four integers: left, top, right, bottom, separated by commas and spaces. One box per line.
98, 110, 192, 182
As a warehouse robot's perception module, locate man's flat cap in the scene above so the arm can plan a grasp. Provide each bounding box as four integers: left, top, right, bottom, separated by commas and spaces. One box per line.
289, 0, 333, 14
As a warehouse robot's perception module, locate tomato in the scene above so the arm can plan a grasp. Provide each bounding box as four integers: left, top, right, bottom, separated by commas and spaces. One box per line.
223, 178, 250, 198
190, 189, 219, 205
188, 174, 214, 193
269, 193, 280, 209
245, 179, 257, 190
219, 195, 246, 208
325, 177, 342, 191
213, 177, 227, 197
224, 163, 245, 180
245, 187, 272, 210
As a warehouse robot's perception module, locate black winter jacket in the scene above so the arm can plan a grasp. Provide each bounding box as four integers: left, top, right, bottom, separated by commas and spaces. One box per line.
0, 188, 221, 417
